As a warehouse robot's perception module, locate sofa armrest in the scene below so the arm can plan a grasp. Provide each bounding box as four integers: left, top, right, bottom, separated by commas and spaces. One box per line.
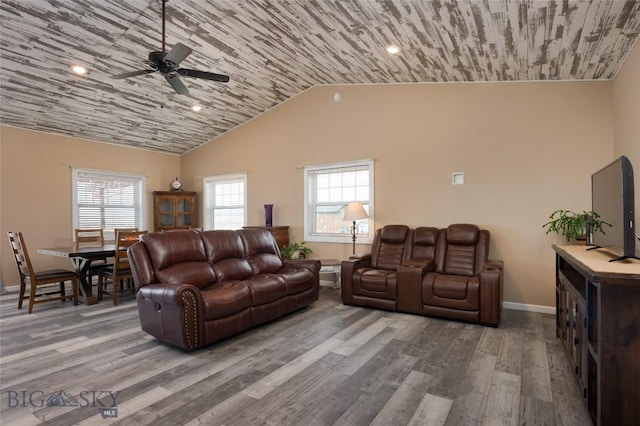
396, 265, 427, 314
397, 263, 432, 314
479, 261, 503, 327
349, 253, 371, 263
137, 283, 204, 350
282, 259, 321, 275
282, 258, 321, 299
137, 283, 202, 305
401, 259, 434, 272
340, 255, 372, 304
484, 259, 503, 271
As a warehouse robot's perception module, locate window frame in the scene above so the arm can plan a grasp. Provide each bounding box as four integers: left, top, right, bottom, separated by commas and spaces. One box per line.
202, 173, 247, 230
71, 167, 146, 241
304, 159, 374, 244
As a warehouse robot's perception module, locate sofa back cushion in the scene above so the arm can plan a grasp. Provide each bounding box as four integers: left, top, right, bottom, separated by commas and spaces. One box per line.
435, 224, 489, 277
238, 229, 283, 274
371, 225, 410, 270
201, 230, 253, 281
141, 230, 216, 288
404, 227, 439, 263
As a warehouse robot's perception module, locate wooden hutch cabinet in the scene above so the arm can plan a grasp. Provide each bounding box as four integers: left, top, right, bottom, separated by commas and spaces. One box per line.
554, 245, 640, 425
153, 191, 197, 232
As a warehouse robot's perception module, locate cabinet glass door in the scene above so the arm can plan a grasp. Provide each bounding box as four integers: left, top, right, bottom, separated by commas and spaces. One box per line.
159, 197, 175, 226
177, 198, 192, 213
159, 198, 174, 214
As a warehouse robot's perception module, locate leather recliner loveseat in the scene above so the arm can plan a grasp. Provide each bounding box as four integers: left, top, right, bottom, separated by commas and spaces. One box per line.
341, 223, 503, 326
127, 228, 320, 350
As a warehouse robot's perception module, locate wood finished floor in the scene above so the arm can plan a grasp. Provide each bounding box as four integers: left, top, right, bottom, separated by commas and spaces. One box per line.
0, 284, 591, 426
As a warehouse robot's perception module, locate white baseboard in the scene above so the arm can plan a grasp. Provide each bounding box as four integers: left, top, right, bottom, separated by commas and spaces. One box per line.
502, 301, 555, 315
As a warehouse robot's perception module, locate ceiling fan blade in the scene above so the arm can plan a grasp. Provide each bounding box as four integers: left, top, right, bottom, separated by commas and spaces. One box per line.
163, 42, 192, 66
177, 68, 230, 82
165, 74, 189, 95
110, 69, 156, 79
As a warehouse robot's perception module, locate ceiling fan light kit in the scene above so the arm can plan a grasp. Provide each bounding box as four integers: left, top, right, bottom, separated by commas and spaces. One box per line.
109, 0, 229, 97
386, 45, 400, 54
71, 64, 87, 75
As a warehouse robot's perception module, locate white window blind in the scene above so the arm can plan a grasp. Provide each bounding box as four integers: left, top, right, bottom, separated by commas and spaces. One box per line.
203, 174, 247, 230
304, 160, 374, 243
72, 168, 145, 240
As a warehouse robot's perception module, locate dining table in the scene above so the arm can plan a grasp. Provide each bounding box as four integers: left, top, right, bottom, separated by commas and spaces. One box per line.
37, 243, 116, 305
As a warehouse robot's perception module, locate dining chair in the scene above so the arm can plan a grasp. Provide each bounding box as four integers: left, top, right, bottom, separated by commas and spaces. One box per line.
7, 232, 78, 314
75, 228, 109, 285
98, 230, 147, 305
75, 228, 104, 245
113, 227, 138, 234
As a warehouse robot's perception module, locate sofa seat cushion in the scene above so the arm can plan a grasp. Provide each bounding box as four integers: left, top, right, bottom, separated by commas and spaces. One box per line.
277, 267, 315, 295
201, 281, 252, 320
353, 268, 397, 300
244, 274, 287, 306
422, 273, 479, 311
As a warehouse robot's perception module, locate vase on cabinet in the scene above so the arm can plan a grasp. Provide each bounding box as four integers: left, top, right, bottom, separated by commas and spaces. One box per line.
264, 204, 273, 227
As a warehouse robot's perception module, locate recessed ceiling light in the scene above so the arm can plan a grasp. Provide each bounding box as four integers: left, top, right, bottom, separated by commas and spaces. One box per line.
386, 45, 400, 55
191, 105, 202, 112
71, 65, 87, 75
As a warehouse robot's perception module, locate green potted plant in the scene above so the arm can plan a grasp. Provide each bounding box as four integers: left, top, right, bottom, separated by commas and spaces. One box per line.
542, 210, 611, 243
280, 240, 313, 260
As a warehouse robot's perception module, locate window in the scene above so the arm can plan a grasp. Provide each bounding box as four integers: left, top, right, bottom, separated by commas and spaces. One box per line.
203, 174, 247, 230
304, 160, 374, 243
72, 168, 145, 240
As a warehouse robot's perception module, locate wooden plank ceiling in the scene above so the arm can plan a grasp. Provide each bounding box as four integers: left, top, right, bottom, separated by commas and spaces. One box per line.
1, 0, 639, 154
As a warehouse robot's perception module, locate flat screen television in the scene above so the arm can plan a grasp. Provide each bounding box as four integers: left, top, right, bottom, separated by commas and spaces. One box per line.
590, 155, 638, 262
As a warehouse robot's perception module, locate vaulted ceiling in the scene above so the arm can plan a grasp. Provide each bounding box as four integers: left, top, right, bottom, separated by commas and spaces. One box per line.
1, 0, 639, 154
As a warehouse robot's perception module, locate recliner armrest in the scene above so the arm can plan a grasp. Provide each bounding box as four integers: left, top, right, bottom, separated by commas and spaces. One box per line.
136, 283, 204, 350
137, 283, 203, 306
341, 254, 372, 304
349, 253, 372, 263
397, 263, 433, 314
401, 259, 434, 273
483, 259, 503, 272
479, 260, 503, 327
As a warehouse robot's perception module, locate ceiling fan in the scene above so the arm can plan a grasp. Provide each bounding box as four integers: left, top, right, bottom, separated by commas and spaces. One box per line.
110, 0, 229, 95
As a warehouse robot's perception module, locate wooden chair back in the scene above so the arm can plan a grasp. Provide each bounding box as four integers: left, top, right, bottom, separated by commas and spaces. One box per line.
113, 230, 147, 275
8, 231, 36, 285
7, 231, 78, 313
99, 230, 147, 305
75, 228, 104, 245
114, 228, 138, 235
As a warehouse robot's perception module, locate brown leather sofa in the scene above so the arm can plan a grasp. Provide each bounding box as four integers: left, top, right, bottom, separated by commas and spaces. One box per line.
127, 228, 320, 350
341, 224, 503, 326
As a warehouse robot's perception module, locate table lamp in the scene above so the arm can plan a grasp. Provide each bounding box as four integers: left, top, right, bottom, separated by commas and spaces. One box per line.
343, 202, 369, 255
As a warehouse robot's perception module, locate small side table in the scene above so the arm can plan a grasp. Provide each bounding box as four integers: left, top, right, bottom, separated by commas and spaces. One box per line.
318, 258, 341, 288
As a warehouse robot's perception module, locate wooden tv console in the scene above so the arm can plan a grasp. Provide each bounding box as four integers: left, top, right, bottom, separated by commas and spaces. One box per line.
553, 245, 640, 425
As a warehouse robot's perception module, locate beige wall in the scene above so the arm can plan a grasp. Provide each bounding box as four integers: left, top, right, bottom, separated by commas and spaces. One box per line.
182, 81, 614, 308
1, 78, 623, 307
0, 126, 180, 286
613, 40, 640, 230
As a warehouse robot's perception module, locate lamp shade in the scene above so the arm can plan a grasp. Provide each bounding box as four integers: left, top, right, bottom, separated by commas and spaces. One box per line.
343, 202, 368, 221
